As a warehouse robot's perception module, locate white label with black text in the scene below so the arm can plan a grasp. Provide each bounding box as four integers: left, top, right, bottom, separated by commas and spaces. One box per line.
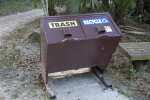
104, 26, 112, 32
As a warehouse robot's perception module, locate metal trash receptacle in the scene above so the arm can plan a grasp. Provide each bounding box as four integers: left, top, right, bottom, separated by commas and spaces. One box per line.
40, 12, 122, 84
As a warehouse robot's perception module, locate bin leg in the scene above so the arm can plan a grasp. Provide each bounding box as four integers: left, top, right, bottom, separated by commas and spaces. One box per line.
96, 65, 107, 74
92, 67, 112, 88
45, 72, 56, 98
46, 84, 56, 98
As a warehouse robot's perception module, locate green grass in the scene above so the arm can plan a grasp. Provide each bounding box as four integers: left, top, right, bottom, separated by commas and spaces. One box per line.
11, 94, 19, 99
11, 89, 22, 99
28, 85, 37, 93
0, 0, 42, 16
0, 49, 15, 68
29, 34, 40, 43
41, 93, 51, 100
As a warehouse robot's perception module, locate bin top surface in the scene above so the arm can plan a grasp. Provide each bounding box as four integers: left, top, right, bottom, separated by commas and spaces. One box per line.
41, 12, 122, 44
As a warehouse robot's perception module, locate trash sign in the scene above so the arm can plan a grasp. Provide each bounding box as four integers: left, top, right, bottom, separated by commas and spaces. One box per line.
49, 20, 78, 28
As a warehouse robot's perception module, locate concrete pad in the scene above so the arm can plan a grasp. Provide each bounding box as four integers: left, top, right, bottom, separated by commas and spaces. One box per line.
47, 68, 129, 100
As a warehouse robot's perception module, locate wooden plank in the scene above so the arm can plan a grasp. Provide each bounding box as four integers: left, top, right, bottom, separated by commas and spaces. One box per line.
119, 42, 150, 61
118, 44, 132, 60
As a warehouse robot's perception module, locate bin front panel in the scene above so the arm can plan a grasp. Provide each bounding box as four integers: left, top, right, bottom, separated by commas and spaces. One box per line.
43, 18, 86, 44
46, 37, 120, 73
79, 15, 121, 39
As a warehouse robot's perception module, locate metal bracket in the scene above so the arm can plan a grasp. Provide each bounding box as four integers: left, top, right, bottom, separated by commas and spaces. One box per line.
92, 67, 112, 88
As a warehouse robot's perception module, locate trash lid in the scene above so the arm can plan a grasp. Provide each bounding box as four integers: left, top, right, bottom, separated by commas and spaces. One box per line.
41, 17, 86, 44
79, 13, 122, 39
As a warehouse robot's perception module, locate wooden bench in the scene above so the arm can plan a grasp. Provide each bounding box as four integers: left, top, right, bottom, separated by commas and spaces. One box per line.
119, 42, 150, 71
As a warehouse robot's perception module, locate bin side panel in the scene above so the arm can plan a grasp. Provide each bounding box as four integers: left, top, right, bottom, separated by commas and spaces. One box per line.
40, 22, 48, 83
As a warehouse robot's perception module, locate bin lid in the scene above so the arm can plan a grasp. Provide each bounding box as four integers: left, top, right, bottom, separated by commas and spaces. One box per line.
41, 17, 86, 44
41, 13, 122, 44
78, 13, 122, 39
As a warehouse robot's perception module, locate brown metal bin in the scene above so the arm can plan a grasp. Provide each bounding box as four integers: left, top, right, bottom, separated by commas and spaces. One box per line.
40, 12, 122, 84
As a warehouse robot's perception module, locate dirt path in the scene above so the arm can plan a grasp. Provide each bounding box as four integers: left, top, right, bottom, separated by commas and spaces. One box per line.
0, 9, 43, 38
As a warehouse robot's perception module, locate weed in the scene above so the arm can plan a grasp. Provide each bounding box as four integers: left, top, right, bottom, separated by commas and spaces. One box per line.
6, 82, 13, 87
26, 67, 33, 71
28, 85, 37, 93
41, 93, 51, 100
0, 49, 15, 68
29, 35, 40, 43
122, 65, 138, 83
130, 65, 137, 82
11, 92, 19, 99
4, 89, 10, 93
43, 96, 51, 100
0, 66, 3, 69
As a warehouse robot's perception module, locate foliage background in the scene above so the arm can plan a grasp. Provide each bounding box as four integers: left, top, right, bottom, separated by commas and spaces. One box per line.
44, 0, 150, 24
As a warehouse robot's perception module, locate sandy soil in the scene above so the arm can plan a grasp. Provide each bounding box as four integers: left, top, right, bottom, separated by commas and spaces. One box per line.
0, 9, 43, 38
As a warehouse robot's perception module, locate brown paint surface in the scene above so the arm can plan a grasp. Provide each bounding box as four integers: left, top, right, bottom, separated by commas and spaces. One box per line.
40, 12, 122, 83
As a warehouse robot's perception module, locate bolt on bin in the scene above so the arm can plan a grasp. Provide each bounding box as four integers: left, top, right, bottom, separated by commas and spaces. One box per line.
40, 12, 122, 86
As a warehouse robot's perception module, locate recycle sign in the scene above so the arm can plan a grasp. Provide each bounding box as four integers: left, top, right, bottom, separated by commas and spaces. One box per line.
82, 18, 109, 25
101, 18, 109, 23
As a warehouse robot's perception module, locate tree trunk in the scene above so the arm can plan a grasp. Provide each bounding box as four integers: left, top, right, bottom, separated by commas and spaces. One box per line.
136, 0, 144, 15
114, 4, 124, 24
41, 0, 49, 16
48, 6, 57, 16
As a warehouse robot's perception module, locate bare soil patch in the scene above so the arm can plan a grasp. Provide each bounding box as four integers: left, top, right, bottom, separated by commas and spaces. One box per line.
0, 19, 49, 100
